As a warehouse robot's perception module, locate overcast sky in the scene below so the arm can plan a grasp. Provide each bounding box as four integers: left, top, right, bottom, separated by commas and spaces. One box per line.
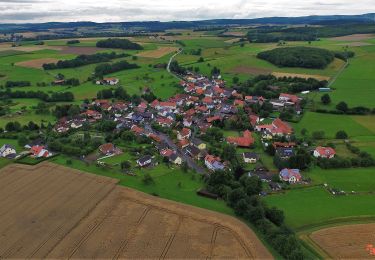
0, 0, 374, 23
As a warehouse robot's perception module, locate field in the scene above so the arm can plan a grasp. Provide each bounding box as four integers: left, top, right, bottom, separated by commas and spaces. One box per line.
137, 46, 179, 58
15, 58, 59, 69
271, 72, 330, 81
309, 223, 375, 258
0, 163, 271, 259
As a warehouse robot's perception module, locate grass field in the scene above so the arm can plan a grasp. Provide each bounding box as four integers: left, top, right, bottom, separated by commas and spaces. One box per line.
51, 155, 234, 216
264, 186, 375, 230
293, 112, 374, 138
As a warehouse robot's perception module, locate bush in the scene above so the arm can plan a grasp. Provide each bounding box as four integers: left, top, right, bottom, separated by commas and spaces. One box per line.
321, 94, 331, 105
336, 130, 348, 139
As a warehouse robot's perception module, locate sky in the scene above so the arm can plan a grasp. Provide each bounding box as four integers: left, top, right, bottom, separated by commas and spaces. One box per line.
0, 0, 374, 23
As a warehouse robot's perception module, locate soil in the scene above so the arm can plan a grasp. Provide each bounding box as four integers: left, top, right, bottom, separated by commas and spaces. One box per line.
0, 162, 273, 259
231, 66, 272, 75
272, 72, 330, 81
137, 46, 179, 58
15, 58, 59, 69
59, 46, 105, 55
331, 34, 375, 41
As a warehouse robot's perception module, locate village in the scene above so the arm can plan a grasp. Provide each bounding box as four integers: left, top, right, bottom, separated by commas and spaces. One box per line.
0, 71, 339, 194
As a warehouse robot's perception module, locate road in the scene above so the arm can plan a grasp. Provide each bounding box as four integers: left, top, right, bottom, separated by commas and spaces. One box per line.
145, 124, 208, 176
167, 48, 183, 73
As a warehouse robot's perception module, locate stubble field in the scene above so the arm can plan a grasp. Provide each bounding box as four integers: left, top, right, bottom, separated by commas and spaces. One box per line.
0, 162, 272, 259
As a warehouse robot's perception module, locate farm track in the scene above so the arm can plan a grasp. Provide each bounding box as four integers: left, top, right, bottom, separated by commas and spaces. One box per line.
0, 162, 272, 259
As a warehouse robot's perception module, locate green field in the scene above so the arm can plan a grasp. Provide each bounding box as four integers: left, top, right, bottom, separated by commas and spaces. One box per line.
293, 112, 374, 138
51, 155, 234, 215
264, 186, 375, 230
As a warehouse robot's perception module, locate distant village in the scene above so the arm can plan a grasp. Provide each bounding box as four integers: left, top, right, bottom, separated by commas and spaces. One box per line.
1, 71, 338, 193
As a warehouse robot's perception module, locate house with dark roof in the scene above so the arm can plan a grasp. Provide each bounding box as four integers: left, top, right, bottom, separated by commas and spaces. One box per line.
205, 155, 225, 171
0, 144, 16, 159
243, 152, 259, 164
137, 155, 152, 167
279, 169, 302, 184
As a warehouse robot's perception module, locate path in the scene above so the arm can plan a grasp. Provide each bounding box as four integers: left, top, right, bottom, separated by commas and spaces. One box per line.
167, 48, 183, 74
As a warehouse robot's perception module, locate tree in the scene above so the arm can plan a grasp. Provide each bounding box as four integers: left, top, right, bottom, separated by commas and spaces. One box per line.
232, 76, 239, 84
336, 101, 348, 113
321, 94, 331, 105
181, 162, 189, 173
142, 173, 155, 185
121, 161, 131, 170
336, 130, 348, 139
265, 207, 285, 226
18, 134, 28, 147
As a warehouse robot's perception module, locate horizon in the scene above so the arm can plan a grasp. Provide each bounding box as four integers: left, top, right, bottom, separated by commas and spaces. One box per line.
1, 0, 374, 24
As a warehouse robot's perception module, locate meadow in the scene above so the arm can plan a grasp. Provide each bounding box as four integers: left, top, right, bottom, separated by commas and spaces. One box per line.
264, 186, 375, 230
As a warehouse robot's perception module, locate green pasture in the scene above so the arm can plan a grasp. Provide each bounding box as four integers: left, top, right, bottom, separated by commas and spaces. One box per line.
264, 186, 375, 230
293, 112, 374, 138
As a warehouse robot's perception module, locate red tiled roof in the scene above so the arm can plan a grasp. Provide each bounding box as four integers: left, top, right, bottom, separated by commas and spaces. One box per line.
280, 93, 299, 103
206, 116, 221, 123
227, 130, 254, 147
315, 146, 336, 156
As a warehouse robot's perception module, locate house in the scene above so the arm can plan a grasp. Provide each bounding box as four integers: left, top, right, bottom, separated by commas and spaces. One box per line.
178, 139, 190, 149
276, 147, 295, 160
191, 138, 206, 150
160, 149, 174, 157
99, 143, 122, 156
314, 146, 336, 159
137, 155, 152, 167
255, 118, 293, 136
30, 145, 51, 158
169, 153, 182, 165
96, 77, 119, 85
205, 155, 225, 171
279, 169, 302, 184
157, 117, 174, 127
177, 128, 192, 140
279, 93, 299, 104
82, 110, 102, 121
131, 125, 145, 136
243, 152, 259, 164
0, 144, 16, 158
185, 145, 206, 160
227, 130, 254, 147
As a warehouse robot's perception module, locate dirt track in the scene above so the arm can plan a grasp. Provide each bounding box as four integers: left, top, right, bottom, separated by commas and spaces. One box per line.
0, 162, 272, 259
310, 223, 375, 259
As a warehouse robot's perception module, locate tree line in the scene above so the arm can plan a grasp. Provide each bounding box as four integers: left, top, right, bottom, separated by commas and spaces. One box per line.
42, 52, 129, 70
94, 60, 139, 77
0, 89, 74, 102
4, 81, 31, 88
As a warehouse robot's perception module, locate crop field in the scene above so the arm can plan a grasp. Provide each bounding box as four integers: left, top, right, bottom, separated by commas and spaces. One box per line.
309, 223, 375, 259
137, 46, 179, 58
0, 163, 271, 259
15, 58, 59, 69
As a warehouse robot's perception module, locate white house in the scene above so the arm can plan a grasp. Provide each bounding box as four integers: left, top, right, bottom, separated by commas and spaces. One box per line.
0, 144, 16, 158
243, 152, 259, 164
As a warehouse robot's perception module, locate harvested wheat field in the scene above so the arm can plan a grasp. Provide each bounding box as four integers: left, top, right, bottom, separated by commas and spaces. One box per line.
231, 66, 272, 75
137, 46, 179, 58
0, 44, 62, 52
0, 162, 272, 259
272, 72, 330, 81
15, 58, 59, 69
310, 223, 375, 259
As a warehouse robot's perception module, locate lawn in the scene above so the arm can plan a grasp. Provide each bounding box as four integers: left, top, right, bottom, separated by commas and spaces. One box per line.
264, 186, 375, 230
50, 155, 234, 216
293, 112, 374, 138
305, 167, 375, 192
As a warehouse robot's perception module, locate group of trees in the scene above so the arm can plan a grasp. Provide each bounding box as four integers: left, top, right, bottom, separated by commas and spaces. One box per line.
0, 89, 74, 102
94, 60, 139, 77
66, 39, 80, 44
96, 38, 143, 50
4, 81, 31, 88
318, 99, 375, 115
5, 121, 41, 132
43, 52, 128, 70
238, 74, 326, 99
169, 60, 186, 75
257, 47, 335, 69
205, 171, 305, 259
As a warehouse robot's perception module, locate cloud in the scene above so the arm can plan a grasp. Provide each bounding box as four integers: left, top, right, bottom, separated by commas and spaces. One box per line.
0, 0, 373, 23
